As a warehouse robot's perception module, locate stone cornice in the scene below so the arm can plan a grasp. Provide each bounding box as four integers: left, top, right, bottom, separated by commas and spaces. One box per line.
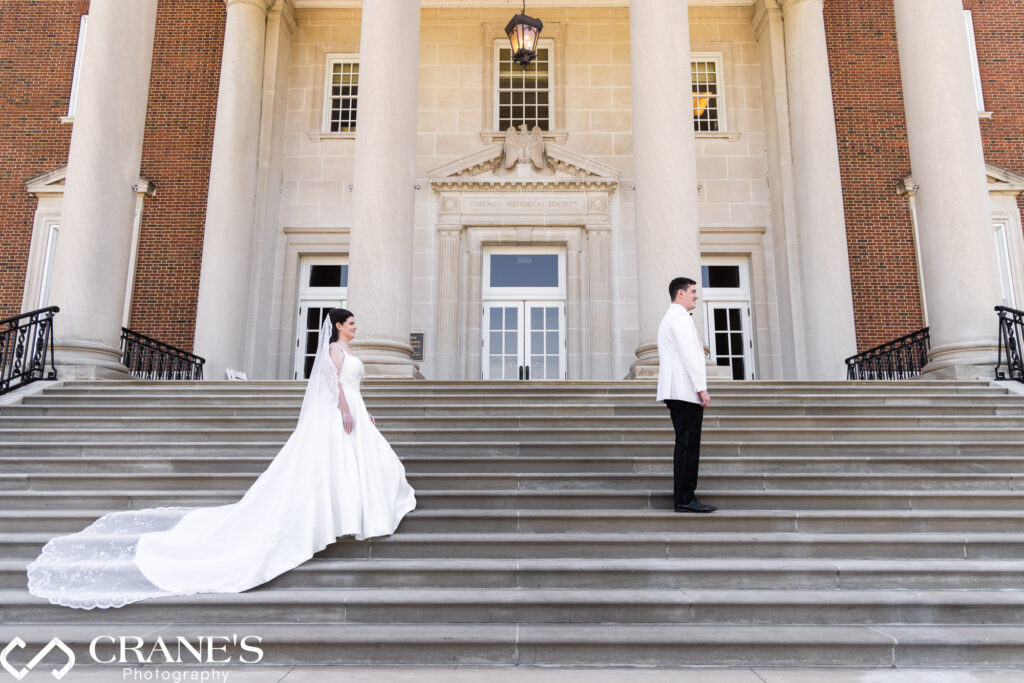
898, 163, 1024, 197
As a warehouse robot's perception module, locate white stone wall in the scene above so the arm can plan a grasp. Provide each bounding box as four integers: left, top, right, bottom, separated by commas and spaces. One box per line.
275, 5, 770, 380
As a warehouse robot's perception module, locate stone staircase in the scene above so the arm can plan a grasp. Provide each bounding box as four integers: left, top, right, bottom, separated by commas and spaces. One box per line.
1, 379, 1024, 669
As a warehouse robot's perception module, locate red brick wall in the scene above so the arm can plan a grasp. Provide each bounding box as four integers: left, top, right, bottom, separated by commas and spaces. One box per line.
0, 0, 84, 317
972, 0, 1024, 234
823, 1, 925, 351
128, 0, 225, 351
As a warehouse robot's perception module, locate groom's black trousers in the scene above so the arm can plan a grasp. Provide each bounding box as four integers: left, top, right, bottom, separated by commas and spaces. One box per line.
664, 399, 704, 505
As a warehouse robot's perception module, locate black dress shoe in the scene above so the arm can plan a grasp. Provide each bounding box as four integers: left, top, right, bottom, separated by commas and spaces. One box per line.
674, 498, 718, 513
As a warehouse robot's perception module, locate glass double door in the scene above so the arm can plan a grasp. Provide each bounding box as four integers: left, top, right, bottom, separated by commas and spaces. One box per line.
483, 301, 565, 380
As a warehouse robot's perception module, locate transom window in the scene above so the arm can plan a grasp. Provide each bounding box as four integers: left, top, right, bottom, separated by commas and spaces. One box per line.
323, 55, 359, 133
691, 54, 724, 133
494, 39, 553, 131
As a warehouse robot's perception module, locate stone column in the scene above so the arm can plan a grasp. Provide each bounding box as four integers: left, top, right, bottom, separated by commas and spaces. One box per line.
587, 225, 612, 379
629, 0, 701, 377
780, 0, 857, 379
346, 0, 421, 378
49, 0, 158, 379
435, 227, 461, 379
192, 0, 273, 379
894, 0, 1001, 378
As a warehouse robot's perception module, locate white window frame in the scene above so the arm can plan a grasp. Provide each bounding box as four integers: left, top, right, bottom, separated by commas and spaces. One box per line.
993, 219, 1017, 309
67, 15, 88, 118
691, 52, 726, 133
36, 224, 60, 309
492, 38, 555, 132
963, 10, 986, 113
293, 256, 349, 379
321, 53, 359, 135
700, 256, 755, 380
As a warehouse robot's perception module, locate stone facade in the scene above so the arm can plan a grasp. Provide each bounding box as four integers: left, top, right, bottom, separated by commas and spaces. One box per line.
1, 0, 1022, 381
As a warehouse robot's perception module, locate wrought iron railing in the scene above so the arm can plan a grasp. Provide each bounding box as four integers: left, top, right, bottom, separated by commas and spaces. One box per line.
0, 306, 59, 395
120, 328, 205, 380
845, 327, 931, 380
995, 305, 1024, 384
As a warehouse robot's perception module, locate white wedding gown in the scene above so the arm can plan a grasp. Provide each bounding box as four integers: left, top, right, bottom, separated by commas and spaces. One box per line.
26, 319, 417, 609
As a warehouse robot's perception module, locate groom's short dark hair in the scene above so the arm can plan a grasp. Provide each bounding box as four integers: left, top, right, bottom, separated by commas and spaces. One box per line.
669, 277, 696, 301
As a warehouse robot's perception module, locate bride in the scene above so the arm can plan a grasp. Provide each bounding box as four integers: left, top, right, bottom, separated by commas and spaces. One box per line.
27, 308, 417, 609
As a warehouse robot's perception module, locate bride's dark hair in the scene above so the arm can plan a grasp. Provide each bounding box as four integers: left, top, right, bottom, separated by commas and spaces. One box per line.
328, 308, 354, 343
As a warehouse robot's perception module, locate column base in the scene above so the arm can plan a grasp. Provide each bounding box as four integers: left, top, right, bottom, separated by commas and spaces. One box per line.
920, 339, 998, 380
626, 342, 729, 379
351, 336, 422, 380
53, 338, 134, 380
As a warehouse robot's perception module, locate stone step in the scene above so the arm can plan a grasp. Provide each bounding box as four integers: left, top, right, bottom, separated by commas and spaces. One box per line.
2, 425, 1022, 443
3, 440, 1023, 459
4, 508, 1024, 535
6, 414, 1024, 431
1, 622, 1021, 667
3, 488, 1023, 512
8, 402, 1024, 418
5, 587, 1024, 626
6, 557, 1024, 592
5, 454, 1024, 475
3, 471, 1023, 493
5, 531, 1024, 561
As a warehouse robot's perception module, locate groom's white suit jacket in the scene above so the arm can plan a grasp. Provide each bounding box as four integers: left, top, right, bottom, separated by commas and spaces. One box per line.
656, 303, 707, 405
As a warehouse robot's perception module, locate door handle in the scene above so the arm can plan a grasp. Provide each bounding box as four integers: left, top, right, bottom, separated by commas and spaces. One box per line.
525, 365, 530, 380
518, 365, 523, 380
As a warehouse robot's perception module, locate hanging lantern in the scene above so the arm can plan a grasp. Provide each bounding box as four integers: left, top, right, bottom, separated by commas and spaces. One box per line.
505, 0, 544, 68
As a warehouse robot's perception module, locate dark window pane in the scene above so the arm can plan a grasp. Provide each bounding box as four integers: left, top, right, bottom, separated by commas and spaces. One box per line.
706, 265, 741, 288
728, 308, 741, 329
306, 331, 318, 355
309, 264, 342, 287
306, 307, 320, 329
715, 332, 728, 352
731, 333, 743, 354
716, 357, 730, 366
490, 308, 502, 328
732, 358, 745, 380
490, 254, 559, 287
714, 308, 727, 328
304, 356, 315, 378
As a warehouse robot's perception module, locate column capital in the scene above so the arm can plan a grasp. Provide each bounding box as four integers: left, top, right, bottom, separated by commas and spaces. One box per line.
779, 0, 823, 11
752, 0, 782, 39
225, 0, 274, 13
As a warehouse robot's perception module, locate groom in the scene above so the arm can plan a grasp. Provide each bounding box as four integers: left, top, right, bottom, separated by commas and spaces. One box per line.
657, 277, 716, 514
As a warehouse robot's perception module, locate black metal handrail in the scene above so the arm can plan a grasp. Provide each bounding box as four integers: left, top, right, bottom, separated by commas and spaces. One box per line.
845, 327, 931, 380
121, 328, 205, 381
995, 305, 1024, 384
0, 306, 59, 395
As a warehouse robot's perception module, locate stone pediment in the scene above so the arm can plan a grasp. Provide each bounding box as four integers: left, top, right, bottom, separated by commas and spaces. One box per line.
898, 163, 1024, 197
428, 143, 620, 192
25, 165, 155, 197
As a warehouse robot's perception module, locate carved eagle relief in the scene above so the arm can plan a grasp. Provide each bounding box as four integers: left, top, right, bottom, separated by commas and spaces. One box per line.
500, 123, 548, 171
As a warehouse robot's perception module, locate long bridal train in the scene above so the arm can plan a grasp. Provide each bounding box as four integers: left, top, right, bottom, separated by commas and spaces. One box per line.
26, 317, 416, 609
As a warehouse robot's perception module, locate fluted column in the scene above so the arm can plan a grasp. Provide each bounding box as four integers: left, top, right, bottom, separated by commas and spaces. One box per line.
49, 0, 158, 379
435, 227, 461, 379
629, 0, 701, 377
346, 0, 421, 378
193, 0, 273, 378
780, 0, 857, 378
894, 0, 1001, 378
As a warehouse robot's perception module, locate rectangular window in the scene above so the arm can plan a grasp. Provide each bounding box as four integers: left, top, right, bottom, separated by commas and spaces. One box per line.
691, 54, 724, 133
494, 39, 553, 131
37, 225, 59, 309
68, 15, 87, 117
323, 55, 359, 133
963, 10, 985, 112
